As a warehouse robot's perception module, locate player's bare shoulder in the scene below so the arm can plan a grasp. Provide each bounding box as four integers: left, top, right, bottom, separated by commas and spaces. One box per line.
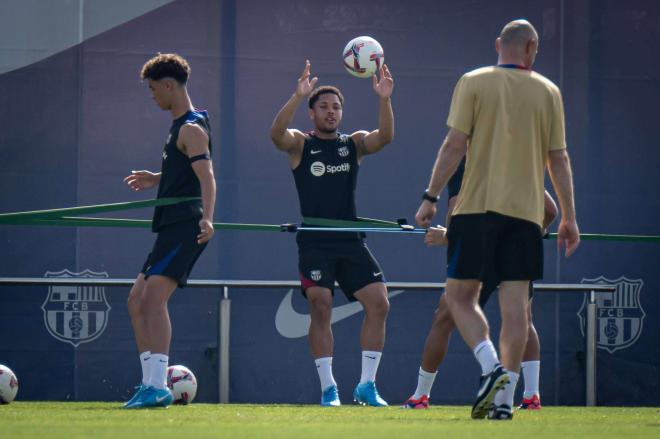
350, 130, 369, 148
177, 123, 209, 153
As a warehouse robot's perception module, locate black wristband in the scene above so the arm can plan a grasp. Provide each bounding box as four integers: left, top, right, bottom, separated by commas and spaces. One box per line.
422, 190, 439, 203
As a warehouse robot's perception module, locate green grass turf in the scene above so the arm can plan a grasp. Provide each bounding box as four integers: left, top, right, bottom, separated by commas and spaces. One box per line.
0, 403, 658, 439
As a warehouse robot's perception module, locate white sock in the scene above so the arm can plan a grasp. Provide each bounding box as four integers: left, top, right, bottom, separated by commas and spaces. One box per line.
139, 351, 151, 386
473, 340, 499, 375
359, 351, 382, 384
413, 367, 437, 399
315, 357, 337, 391
149, 353, 168, 389
494, 370, 520, 408
521, 360, 540, 398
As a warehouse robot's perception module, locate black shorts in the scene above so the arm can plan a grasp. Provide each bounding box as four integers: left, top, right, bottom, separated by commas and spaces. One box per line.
447, 212, 543, 283
298, 240, 385, 301
141, 218, 207, 287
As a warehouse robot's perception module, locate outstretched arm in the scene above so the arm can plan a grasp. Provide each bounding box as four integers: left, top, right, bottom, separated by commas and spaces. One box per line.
415, 128, 468, 227
270, 60, 317, 155
355, 65, 394, 159
179, 124, 216, 244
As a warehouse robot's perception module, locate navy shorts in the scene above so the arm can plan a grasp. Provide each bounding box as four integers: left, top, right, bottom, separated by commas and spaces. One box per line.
298, 240, 385, 301
447, 212, 543, 283
141, 218, 207, 287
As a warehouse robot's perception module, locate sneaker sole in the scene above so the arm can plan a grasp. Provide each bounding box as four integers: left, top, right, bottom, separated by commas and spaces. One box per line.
353, 395, 387, 407
471, 373, 510, 419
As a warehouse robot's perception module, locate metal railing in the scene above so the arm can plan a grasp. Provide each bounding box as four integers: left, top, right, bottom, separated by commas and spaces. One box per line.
0, 277, 615, 406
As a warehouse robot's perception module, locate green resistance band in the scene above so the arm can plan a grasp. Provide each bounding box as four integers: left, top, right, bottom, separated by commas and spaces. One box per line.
0, 198, 658, 242
0, 197, 198, 223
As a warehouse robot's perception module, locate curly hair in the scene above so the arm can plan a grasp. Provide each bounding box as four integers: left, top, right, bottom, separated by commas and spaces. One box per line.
140, 53, 191, 84
308, 86, 344, 109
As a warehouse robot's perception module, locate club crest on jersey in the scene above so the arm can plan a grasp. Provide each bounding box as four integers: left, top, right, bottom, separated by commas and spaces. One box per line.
337, 146, 349, 157
310, 270, 322, 282
578, 276, 645, 354
42, 269, 111, 347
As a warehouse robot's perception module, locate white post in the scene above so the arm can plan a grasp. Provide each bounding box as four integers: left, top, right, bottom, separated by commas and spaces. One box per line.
586, 289, 597, 406
219, 286, 231, 403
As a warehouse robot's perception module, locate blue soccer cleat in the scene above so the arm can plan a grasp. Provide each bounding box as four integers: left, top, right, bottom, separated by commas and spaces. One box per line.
122, 383, 147, 408
353, 381, 388, 407
124, 385, 173, 409
320, 384, 341, 407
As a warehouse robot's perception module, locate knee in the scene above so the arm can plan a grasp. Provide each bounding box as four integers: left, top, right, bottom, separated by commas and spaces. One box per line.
369, 296, 390, 319
433, 305, 455, 333
309, 294, 333, 321
139, 290, 167, 316
127, 291, 142, 317
501, 306, 528, 329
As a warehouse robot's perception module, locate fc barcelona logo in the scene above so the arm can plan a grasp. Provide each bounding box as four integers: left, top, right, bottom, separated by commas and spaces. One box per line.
310, 270, 322, 282
338, 146, 349, 157
42, 269, 111, 347
578, 276, 645, 354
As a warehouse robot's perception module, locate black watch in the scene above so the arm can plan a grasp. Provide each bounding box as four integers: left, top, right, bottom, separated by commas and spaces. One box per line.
422, 190, 439, 203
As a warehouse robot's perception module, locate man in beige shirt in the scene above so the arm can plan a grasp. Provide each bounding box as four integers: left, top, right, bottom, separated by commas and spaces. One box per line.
415, 19, 580, 420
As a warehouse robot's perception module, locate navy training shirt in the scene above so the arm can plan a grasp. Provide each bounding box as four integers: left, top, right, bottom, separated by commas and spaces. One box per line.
292, 132, 361, 243
152, 110, 212, 232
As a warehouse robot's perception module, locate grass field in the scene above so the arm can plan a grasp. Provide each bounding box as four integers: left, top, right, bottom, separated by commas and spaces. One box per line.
0, 403, 658, 439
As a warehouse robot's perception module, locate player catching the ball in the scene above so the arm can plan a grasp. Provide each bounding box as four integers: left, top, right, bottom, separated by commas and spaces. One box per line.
270, 60, 394, 407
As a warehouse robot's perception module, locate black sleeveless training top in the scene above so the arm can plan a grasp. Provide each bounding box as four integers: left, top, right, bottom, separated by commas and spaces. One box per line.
152, 110, 211, 232
292, 132, 361, 244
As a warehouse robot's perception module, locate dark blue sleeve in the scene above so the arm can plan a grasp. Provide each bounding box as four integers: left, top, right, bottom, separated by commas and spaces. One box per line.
447, 157, 465, 198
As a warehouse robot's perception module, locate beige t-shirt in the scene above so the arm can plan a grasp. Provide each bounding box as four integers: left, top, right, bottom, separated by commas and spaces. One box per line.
447, 66, 566, 227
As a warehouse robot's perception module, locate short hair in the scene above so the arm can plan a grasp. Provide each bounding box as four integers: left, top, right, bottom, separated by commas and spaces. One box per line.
499, 19, 538, 47
140, 53, 191, 85
308, 86, 344, 109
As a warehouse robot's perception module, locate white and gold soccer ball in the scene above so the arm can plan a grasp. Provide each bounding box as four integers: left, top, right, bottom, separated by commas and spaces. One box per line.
0, 364, 18, 404
166, 365, 197, 405
342, 36, 384, 78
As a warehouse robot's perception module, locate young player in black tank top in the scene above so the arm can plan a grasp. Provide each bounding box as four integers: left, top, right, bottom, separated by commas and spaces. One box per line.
270, 60, 394, 407
121, 53, 216, 409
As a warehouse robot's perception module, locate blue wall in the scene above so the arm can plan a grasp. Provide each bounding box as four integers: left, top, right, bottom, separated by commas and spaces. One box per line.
0, 0, 658, 406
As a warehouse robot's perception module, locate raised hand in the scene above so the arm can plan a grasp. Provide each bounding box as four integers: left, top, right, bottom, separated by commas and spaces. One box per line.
372, 64, 393, 98
123, 170, 159, 191
295, 60, 318, 97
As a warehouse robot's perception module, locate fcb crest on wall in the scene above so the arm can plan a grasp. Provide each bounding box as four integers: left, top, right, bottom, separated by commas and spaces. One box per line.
42, 269, 111, 347
578, 276, 645, 354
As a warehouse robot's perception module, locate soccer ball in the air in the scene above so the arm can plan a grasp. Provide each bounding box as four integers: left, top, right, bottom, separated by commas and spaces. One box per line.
167, 365, 197, 404
0, 364, 18, 404
342, 36, 384, 78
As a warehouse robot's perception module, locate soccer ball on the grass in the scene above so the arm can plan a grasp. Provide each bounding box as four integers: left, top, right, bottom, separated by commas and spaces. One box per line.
0, 364, 18, 404
342, 36, 384, 78
167, 365, 197, 404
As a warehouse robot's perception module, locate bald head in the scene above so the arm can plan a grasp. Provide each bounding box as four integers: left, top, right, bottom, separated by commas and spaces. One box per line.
496, 19, 539, 68
499, 19, 538, 47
